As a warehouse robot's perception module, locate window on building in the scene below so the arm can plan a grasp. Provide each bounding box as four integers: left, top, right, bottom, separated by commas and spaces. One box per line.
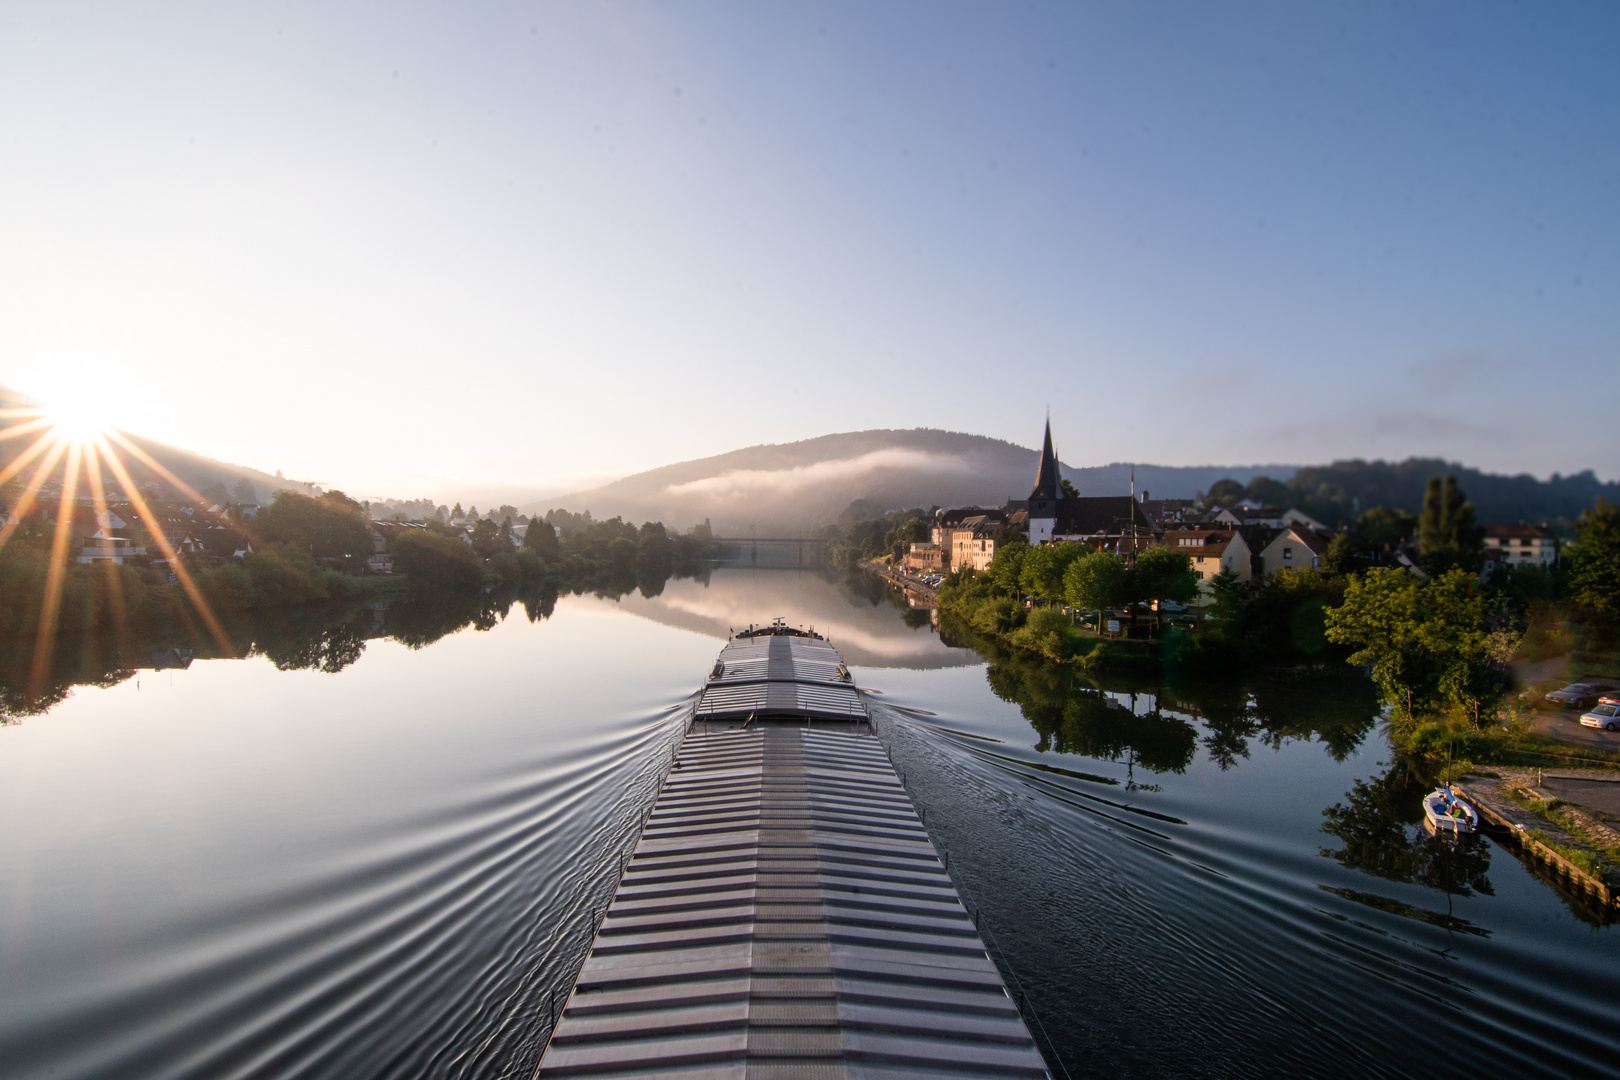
1283, 548, 1292, 559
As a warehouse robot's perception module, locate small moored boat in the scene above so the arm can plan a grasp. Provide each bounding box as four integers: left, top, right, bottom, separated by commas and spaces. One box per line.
1422, 785, 1478, 835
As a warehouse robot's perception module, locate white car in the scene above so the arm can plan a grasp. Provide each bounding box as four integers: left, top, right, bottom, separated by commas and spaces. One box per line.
1579, 704, 1620, 732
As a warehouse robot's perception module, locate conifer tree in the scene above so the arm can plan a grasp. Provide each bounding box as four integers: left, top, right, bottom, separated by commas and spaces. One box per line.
1419, 475, 1482, 575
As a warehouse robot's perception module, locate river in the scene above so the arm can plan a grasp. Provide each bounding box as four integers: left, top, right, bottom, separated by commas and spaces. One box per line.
1, 566, 1616, 1078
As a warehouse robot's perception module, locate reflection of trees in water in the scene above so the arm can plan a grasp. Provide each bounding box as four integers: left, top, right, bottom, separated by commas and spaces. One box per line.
901, 607, 932, 629
1045, 691, 1199, 776
844, 568, 890, 607
255, 610, 369, 673
972, 626, 1197, 775
1247, 667, 1383, 762
0, 581, 571, 718
1319, 760, 1493, 900
943, 611, 1382, 777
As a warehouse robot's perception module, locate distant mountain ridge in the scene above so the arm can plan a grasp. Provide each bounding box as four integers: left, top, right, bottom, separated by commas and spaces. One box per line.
1284, 458, 1620, 527
8, 384, 1608, 533
529, 428, 1297, 536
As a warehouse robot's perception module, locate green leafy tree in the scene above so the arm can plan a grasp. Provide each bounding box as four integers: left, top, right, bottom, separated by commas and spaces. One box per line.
1325, 569, 1429, 717
499, 516, 515, 548
1569, 498, 1620, 619
320, 490, 365, 514
1247, 567, 1346, 656
468, 518, 503, 560
1206, 566, 1248, 628
1420, 570, 1516, 725
253, 491, 373, 563
523, 517, 560, 560
1319, 533, 1359, 576
1130, 545, 1200, 621
1059, 477, 1079, 499
1355, 505, 1417, 550
985, 535, 1029, 596
1245, 476, 1292, 507
1063, 550, 1128, 619
450, 502, 464, 520
638, 521, 671, 571
1326, 567, 1513, 724
243, 543, 335, 606
391, 530, 485, 591
1204, 479, 1246, 508
1020, 541, 1084, 603
608, 535, 638, 574
1419, 475, 1483, 575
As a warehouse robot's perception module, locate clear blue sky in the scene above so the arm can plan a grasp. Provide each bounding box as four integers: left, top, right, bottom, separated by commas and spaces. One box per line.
2, 2, 1616, 499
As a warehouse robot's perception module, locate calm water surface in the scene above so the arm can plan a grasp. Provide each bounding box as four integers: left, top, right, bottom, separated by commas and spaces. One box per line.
1, 567, 1616, 1078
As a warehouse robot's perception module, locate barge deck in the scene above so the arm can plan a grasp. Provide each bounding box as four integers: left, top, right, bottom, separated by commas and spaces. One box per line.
535, 626, 1049, 1079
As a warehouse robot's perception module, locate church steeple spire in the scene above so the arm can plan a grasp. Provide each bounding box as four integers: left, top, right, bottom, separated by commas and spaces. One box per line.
1030, 417, 1060, 503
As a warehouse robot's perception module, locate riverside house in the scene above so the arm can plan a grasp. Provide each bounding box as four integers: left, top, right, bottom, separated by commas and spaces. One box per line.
1482, 523, 1558, 573
1162, 528, 1253, 594
949, 518, 1002, 572
902, 542, 943, 573
1258, 524, 1330, 577
368, 519, 428, 574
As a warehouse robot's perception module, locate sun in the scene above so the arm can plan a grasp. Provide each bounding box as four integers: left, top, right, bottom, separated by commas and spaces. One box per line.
45, 397, 115, 443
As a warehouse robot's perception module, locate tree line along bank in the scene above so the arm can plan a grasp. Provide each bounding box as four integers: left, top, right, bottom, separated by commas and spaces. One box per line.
0, 487, 729, 640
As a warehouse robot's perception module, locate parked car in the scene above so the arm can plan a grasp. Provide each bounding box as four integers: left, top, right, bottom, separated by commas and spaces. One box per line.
1599, 694, 1620, 708
1544, 683, 1606, 710
1579, 703, 1620, 732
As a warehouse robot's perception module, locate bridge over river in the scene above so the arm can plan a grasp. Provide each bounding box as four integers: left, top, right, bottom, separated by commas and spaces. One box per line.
716, 537, 832, 569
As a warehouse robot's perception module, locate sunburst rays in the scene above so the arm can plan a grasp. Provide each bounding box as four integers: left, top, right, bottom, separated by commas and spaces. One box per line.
0, 406, 232, 700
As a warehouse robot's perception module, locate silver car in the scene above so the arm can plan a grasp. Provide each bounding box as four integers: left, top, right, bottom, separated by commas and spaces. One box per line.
1579, 703, 1620, 732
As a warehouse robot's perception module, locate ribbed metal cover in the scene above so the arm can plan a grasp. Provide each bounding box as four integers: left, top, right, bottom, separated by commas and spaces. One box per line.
536, 724, 1050, 1079
696, 636, 867, 722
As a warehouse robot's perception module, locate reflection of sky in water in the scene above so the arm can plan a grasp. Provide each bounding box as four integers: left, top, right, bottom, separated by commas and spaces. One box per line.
609, 567, 980, 669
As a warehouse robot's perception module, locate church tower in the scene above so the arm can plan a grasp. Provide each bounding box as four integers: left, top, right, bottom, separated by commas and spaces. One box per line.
1028, 418, 1062, 545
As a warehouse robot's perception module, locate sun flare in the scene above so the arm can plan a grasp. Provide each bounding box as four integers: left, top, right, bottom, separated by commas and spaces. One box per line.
0, 396, 234, 701
45, 398, 115, 443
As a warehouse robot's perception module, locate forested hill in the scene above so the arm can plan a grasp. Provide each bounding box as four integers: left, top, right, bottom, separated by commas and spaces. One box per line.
534, 428, 1293, 536
1277, 459, 1620, 526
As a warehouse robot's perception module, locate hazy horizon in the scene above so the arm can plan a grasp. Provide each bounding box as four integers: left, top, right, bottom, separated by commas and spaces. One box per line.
3, 3, 1617, 495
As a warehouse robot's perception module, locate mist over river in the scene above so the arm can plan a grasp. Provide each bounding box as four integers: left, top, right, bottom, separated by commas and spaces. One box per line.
2, 567, 1616, 1079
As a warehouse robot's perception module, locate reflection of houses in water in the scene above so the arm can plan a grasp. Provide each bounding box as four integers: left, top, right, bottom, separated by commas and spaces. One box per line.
899, 584, 940, 630
148, 648, 194, 671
